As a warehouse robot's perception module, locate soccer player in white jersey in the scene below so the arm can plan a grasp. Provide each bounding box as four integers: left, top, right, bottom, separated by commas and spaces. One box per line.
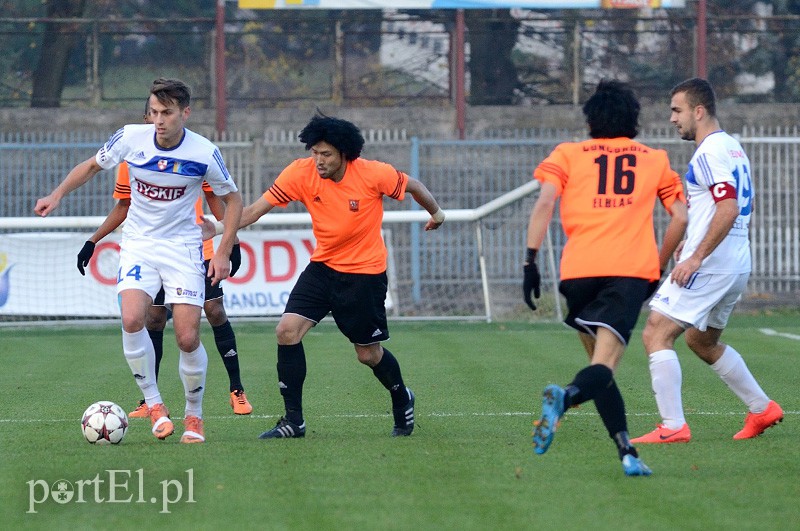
632, 78, 783, 444
34, 78, 243, 444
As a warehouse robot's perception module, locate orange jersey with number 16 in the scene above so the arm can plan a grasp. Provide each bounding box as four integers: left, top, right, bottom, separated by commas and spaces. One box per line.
534, 137, 685, 281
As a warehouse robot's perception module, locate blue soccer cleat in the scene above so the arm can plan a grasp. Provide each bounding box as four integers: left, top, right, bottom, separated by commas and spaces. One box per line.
532, 384, 566, 455
621, 454, 653, 477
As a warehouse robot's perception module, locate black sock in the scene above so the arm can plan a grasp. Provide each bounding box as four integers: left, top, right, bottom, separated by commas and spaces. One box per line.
371, 348, 408, 409
563, 364, 613, 408
277, 343, 306, 424
147, 330, 164, 381
593, 379, 637, 459
213, 321, 243, 392
612, 431, 638, 460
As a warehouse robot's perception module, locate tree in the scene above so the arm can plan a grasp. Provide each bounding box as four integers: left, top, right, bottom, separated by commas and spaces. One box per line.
464, 10, 521, 105
768, 0, 800, 101
30, 0, 88, 108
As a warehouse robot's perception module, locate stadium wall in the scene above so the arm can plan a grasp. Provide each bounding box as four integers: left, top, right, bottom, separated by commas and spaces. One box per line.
2, 103, 800, 138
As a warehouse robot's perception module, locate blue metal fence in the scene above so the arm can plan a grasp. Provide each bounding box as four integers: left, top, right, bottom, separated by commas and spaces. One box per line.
1, 127, 797, 321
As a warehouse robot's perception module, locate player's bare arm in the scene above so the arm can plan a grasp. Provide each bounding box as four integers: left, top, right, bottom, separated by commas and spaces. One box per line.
658, 199, 688, 271
522, 181, 556, 311
240, 196, 276, 229
671, 197, 739, 287
405, 177, 445, 231
77, 199, 132, 275
91, 199, 131, 244
209, 196, 274, 239
207, 190, 243, 286
526, 182, 557, 251
34, 157, 104, 217
204, 189, 226, 221
199, 217, 217, 241
204, 188, 242, 274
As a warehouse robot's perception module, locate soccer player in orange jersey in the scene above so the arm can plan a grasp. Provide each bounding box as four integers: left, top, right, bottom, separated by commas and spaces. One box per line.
524, 80, 688, 476
236, 113, 445, 439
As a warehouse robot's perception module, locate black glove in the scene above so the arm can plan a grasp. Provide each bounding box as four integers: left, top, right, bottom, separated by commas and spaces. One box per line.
77, 241, 96, 276
229, 243, 241, 277
646, 270, 665, 299
523, 248, 541, 311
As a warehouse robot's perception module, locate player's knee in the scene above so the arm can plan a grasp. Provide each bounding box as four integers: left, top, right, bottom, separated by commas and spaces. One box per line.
121, 315, 146, 333
175, 331, 200, 352
641, 323, 658, 353
275, 321, 301, 345
355, 344, 381, 366
203, 300, 227, 326
145, 312, 167, 332
641, 313, 674, 354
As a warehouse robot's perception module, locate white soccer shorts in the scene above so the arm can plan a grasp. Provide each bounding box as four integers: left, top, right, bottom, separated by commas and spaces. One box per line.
649, 271, 749, 331
117, 238, 206, 307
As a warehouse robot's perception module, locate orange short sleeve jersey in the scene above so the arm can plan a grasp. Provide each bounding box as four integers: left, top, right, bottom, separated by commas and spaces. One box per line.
195, 181, 215, 260
113, 161, 132, 200
263, 157, 408, 274
534, 137, 685, 281
114, 162, 215, 259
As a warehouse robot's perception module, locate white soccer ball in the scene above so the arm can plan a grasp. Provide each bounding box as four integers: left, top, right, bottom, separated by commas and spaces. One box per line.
81, 401, 129, 445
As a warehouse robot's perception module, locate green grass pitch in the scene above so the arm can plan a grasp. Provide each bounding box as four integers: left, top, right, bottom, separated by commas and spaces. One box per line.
1, 312, 798, 529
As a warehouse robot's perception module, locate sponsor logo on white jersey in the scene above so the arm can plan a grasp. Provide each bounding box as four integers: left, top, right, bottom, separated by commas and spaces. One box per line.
135, 179, 187, 201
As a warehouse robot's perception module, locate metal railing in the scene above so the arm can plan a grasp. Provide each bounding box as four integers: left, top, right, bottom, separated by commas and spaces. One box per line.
1, 126, 798, 320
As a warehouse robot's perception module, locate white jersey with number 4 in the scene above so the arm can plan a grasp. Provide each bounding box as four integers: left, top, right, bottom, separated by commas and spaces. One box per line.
681, 130, 752, 274
95, 123, 238, 245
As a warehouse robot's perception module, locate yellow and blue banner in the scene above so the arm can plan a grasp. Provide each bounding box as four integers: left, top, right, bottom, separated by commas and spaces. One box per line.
238, 0, 685, 9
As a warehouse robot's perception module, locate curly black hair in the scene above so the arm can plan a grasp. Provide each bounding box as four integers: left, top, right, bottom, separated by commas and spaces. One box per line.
582, 79, 640, 139
298, 112, 365, 161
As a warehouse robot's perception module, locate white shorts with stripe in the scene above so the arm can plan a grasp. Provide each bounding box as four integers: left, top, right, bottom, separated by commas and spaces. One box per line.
648, 271, 749, 332
117, 238, 206, 307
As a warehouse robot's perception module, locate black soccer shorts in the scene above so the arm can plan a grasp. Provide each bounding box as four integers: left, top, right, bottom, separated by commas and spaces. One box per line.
284, 261, 390, 345
559, 276, 651, 345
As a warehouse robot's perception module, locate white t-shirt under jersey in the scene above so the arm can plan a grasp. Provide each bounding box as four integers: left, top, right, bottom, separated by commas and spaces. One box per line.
681, 130, 753, 274
95, 124, 238, 245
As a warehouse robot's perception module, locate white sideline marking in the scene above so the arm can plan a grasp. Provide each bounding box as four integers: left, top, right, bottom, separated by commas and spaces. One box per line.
0, 410, 797, 424
759, 328, 800, 341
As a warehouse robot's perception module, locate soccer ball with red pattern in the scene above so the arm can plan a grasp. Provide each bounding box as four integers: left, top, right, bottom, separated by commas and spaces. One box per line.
81, 401, 128, 445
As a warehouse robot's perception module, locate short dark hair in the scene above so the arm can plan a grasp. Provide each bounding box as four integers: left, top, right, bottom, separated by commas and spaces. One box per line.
298, 113, 365, 161
150, 78, 191, 109
582, 79, 640, 139
671, 77, 716, 117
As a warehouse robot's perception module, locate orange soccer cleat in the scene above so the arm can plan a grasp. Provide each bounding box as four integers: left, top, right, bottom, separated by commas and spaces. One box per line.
733, 400, 783, 440
149, 403, 174, 440
631, 423, 691, 444
230, 389, 253, 415
128, 400, 150, 418
180, 415, 205, 444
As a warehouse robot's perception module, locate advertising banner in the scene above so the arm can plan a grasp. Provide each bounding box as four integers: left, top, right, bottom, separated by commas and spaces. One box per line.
0, 230, 333, 318
239, 0, 686, 9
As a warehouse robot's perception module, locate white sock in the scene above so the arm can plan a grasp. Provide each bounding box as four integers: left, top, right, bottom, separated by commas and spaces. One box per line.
649, 349, 686, 429
710, 345, 770, 413
179, 343, 208, 419
122, 328, 162, 407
